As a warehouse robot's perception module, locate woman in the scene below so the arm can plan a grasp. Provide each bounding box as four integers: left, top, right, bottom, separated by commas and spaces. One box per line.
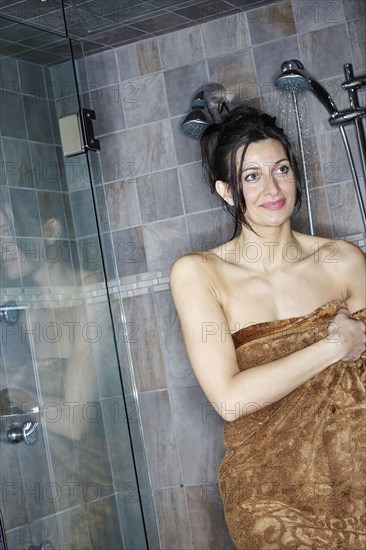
170, 106, 366, 549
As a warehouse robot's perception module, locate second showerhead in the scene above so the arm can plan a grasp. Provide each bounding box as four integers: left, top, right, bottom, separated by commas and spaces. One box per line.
181, 83, 228, 139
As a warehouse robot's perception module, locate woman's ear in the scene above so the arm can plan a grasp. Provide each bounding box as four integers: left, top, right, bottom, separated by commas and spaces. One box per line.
43, 218, 62, 240
215, 180, 234, 206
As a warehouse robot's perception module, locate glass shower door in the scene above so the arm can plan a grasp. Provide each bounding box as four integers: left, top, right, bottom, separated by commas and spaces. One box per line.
0, 16, 149, 550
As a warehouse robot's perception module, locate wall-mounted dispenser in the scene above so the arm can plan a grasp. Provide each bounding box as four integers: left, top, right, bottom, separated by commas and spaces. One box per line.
59, 108, 100, 156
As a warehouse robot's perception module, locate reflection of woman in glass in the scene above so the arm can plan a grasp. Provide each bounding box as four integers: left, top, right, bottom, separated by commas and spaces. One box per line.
171, 106, 366, 549
0, 188, 99, 440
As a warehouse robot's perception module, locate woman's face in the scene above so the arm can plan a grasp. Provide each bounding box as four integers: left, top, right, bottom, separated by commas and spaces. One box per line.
238, 138, 297, 229
0, 206, 34, 281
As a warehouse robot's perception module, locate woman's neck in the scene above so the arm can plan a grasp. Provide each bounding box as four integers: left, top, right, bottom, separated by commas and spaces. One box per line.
234, 221, 301, 272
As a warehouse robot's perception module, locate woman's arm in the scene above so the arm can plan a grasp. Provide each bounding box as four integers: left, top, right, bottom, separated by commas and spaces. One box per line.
338, 239, 366, 313
170, 254, 366, 422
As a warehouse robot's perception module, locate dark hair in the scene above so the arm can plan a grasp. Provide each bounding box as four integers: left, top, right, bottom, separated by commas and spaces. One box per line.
200, 105, 302, 233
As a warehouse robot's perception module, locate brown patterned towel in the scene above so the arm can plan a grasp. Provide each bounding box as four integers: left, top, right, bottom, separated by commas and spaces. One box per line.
219, 301, 366, 549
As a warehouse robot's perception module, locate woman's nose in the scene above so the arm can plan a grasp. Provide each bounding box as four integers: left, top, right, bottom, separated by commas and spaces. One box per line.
263, 173, 280, 195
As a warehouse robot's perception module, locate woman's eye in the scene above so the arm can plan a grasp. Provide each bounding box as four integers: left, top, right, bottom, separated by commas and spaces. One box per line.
277, 164, 290, 175
244, 172, 259, 182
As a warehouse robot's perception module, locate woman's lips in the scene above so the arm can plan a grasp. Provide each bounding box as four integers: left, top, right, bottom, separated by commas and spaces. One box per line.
260, 198, 286, 210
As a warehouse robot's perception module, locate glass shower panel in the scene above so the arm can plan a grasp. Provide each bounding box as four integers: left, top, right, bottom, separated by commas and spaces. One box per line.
0, 17, 148, 550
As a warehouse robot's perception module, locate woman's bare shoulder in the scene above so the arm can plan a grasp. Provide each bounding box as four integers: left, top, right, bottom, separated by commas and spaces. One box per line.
295, 231, 365, 262
170, 248, 222, 280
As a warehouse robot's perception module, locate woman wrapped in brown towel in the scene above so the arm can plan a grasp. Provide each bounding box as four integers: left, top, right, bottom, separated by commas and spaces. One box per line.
170, 105, 366, 549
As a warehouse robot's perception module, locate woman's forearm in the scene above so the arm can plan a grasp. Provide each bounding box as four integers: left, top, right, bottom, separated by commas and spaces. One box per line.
218, 337, 343, 421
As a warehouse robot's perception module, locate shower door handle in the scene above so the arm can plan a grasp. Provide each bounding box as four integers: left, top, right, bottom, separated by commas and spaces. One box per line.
7, 420, 38, 445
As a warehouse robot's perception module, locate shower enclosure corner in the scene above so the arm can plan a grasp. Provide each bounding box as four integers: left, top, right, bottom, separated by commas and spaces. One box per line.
0, 12, 155, 550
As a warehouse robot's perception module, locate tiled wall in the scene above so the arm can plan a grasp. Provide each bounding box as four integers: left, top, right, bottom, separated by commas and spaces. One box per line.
84, 0, 366, 547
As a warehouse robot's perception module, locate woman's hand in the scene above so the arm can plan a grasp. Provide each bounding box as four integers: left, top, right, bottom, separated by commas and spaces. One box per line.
327, 308, 366, 362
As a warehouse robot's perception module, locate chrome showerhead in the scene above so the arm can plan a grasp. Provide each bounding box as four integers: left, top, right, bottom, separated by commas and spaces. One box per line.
181, 109, 210, 139
275, 60, 311, 91
275, 59, 338, 115
181, 82, 228, 139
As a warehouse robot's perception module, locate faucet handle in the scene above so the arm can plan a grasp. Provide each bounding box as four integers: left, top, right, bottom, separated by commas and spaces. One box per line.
7, 421, 38, 445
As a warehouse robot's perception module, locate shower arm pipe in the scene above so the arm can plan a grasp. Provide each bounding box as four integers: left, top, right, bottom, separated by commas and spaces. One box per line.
338, 125, 366, 232
291, 91, 315, 235
343, 63, 366, 187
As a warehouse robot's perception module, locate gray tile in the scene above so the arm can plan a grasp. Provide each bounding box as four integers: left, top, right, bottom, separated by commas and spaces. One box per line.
154, 486, 193, 549
58, 506, 91, 549
171, 115, 203, 165
0, 141, 6, 185
178, 161, 221, 213
85, 49, 119, 91
23, 95, 54, 143
100, 231, 117, 279
0, 56, 20, 92
294, 0, 345, 33
123, 293, 167, 391
164, 61, 209, 117
2, 137, 34, 187
252, 36, 300, 92
308, 186, 333, 237
186, 485, 235, 549
137, 168, 183, 223
30, 142, 61, 190
116, 491, 148, 550
175, 0, 235, 22
186, 208, 236, 253
91, 84, 126, 137
139, 390, 183, 489
93, 184, 110, 233
128, 119, 176, 174
86, 495, 124, 549
76, 236, 105, 282
299, 24, 351, 80
327, 181, 364, 237
342, 0, 366, 19
347, 17, 366, 70
9, 187, 42, 237
201, 12, 249, 58
98, 130, 132, 184
49, 60, 77, 100
158, 25, 205, 70
100, 397, 138, 484
17, 428, 56, 522
123, 72, 168, 127
18, 60, 47, 98
0, 443, 28, 530
116, 38, 161, 81
0, 91, 27, 139
171, 386, 225, 484
207, 49, 256, 103
112, 226, 148, 277
30, 514, 62, 550
105, 179, 141, 230
63, 153, 91, 192
143, 217, 190, 272
70, 188, 97, 238
132, 12, 189, 33
5, 524, 32, 550
154, 289, 197, 389
317, 128, 361, 185
248, 0, 296, 44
